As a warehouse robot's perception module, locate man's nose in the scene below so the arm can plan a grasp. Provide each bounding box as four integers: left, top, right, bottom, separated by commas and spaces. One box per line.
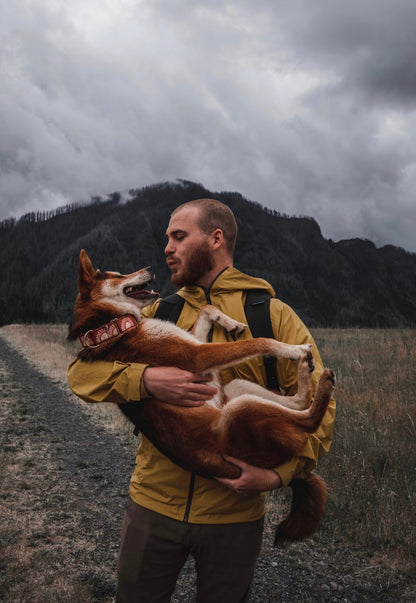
164, 240, 173, 255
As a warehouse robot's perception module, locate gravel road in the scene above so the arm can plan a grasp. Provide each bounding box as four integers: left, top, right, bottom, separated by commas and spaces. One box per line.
0, 335, 411, 602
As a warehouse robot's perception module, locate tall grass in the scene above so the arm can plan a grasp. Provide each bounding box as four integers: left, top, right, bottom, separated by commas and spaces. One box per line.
2, 324, 415, 573
310, 328, 416, 571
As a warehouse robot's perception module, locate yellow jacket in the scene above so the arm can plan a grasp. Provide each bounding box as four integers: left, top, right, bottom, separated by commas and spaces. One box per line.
67, 267, 335, 524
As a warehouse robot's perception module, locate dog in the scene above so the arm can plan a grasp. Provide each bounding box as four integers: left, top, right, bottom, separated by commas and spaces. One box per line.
68, 250, 335, 541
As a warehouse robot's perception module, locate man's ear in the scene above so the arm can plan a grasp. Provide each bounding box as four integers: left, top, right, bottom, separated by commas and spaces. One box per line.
210, 228, 224, 251
78, 249, 97, 299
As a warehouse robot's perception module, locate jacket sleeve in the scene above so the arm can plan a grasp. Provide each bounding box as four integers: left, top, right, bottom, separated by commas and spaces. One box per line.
270, 300, 336, 487
67, 358, 150, 404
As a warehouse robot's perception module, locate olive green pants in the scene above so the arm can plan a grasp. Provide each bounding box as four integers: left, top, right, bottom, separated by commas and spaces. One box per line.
116, 499, 264, 603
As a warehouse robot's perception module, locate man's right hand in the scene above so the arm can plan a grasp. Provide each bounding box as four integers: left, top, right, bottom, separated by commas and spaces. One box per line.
143, 366, 217, 407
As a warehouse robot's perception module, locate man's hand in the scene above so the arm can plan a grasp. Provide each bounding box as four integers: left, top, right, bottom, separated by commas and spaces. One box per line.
143, 366, 217, 407
216, 455, 282, 494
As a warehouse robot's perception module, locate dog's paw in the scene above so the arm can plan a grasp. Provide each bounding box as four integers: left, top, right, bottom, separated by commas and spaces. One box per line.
297, 348, 315, 373
231, 322, 247, 337
222, 317, 247, 337
288, 343, 311, 359
320, 368, 336, 390
288, 344, 315, 372
299, 343, 312, 355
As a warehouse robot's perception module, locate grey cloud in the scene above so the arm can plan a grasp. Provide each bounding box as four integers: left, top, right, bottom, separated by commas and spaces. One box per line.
0, 0, 415, 253
265, 0, 416, 106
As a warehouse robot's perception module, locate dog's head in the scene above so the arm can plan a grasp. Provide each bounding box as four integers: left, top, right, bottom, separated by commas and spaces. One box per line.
77, 249, 160, 315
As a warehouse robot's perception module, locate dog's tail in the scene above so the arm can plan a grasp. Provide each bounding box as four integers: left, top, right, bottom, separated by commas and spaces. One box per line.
274, 473, 327, 543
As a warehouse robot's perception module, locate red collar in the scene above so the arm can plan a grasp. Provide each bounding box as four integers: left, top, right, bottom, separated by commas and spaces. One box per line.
80, 314, 138, 349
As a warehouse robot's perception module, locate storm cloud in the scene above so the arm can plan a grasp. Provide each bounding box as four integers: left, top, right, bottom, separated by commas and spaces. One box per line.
1, 0, 415, 251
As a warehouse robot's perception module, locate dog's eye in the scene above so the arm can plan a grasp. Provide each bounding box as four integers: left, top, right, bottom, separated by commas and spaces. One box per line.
98, 271, 124, 279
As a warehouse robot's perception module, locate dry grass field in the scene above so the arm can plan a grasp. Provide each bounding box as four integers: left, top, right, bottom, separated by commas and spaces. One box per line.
311, 328, 416, 569
1, 324, 415, 600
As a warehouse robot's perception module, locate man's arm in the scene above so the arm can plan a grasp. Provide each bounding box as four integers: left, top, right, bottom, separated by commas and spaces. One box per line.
67, 358, 148, 404
67, 358, 216, 407
216, 456, 282, 493
217, 299, 335, 494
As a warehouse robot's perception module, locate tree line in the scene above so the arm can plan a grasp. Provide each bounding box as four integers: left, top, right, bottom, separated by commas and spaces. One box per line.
1, 180, 415, 328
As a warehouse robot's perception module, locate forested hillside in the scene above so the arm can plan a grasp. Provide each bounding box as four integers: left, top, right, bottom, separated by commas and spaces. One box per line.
1, 180, 415, 327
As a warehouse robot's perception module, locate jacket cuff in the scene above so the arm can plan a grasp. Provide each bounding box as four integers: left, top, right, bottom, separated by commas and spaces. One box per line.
274, 458, 304, 487
139, 366, 151, 399
113, 361, 149, 401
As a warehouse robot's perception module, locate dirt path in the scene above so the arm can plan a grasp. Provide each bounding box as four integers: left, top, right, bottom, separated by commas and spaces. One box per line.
0, 335, 411, 601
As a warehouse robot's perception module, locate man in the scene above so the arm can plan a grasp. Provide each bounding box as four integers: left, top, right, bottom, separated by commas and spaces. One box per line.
68, 198, 335, 602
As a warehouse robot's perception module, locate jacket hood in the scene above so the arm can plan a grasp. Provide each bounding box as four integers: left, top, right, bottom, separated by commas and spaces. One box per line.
176, 267, 276, 308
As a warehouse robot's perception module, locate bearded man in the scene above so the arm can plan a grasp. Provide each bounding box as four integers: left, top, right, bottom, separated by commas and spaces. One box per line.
68, 198, 335, 602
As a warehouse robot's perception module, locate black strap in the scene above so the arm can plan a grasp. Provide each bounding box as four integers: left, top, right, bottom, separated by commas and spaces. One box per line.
154, 293, 185, 323
244, 290, 280, 392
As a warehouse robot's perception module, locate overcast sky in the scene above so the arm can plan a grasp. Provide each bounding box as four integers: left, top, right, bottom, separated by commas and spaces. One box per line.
1, 0, 416, 252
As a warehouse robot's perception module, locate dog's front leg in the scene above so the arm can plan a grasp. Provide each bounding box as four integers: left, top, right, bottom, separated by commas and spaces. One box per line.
191, 305, 246, 343
171, 339, 312, 375
136, 324, 313, 375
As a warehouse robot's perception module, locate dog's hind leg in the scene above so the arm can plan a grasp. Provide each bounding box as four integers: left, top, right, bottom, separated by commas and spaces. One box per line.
224, 352, 313, 410
217, 368, 335, 467
227, 368, 335, 435
288, 368, 336, 432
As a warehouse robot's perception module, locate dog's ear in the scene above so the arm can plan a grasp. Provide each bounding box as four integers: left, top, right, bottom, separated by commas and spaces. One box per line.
78, 249, 97, 299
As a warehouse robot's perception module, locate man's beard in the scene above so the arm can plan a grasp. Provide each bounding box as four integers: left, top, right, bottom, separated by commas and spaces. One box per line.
171, 243, 214, 287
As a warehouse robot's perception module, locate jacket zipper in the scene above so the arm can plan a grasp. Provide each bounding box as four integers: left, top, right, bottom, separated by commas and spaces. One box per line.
183, 473, 195, 522
182, 284, 214, 522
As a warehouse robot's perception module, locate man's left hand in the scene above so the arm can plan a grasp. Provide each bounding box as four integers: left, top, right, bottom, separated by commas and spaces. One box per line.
216, 455, 282, 495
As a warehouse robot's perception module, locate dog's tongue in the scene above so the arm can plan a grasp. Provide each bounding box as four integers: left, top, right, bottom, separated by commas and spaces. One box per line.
134, 289, 159, 298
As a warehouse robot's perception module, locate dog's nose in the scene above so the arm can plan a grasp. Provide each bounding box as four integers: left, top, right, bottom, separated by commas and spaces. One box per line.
145, 266, 152, 272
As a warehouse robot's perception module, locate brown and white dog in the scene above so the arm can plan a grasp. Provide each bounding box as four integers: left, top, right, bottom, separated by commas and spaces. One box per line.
68, 250, 335, 541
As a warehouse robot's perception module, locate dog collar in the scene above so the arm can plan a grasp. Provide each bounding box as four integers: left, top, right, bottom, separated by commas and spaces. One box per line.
80, 314, 138, 349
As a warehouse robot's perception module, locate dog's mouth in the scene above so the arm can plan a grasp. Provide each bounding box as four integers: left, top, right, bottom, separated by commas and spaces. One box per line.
124, 282, 159, 300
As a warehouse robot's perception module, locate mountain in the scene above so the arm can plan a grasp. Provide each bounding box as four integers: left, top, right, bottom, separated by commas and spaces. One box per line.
0, 180, 415, 327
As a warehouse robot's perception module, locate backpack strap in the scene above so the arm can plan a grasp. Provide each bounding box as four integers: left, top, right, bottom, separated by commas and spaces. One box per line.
244, 290, 280, 392
154, 293, 186, 323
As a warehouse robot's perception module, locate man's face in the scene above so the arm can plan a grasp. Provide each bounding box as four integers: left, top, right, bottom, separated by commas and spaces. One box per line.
165, 206, 214, 287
